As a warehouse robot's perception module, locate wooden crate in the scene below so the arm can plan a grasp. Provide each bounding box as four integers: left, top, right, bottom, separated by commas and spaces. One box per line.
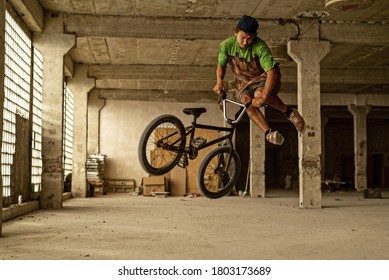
105, 178, 136, 193
142, 176, 168, 196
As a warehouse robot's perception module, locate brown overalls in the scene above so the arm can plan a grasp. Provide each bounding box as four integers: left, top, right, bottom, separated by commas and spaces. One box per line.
227, 50, 281, 101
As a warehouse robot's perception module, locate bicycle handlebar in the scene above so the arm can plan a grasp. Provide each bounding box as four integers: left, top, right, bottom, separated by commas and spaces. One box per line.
220, 90, 251, 125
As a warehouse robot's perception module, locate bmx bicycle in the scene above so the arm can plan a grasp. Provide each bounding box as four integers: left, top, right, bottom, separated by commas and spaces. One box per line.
138, 91, 251, 199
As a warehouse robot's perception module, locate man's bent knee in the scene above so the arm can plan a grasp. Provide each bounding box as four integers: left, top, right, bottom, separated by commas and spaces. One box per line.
238, 93, 252, 105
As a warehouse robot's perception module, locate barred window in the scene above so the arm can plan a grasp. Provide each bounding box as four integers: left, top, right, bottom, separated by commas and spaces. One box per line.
2, 11, 32, 197
31, 49, 43, 193
63, 85, 74, 178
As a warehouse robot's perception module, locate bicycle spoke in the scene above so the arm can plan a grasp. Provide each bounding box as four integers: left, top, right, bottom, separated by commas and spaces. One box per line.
197, 146, 240, 199
145, 122, 183, 169
203, 152, 232, 191
139, 115, 186, 176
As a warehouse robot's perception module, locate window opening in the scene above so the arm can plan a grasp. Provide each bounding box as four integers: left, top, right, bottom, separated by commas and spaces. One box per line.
31, 49, 43, 193
63, 85, 74, 178
2, 11, 32, 197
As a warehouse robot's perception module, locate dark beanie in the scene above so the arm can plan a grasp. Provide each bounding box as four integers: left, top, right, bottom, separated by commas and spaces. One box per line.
237, 15, 259, 35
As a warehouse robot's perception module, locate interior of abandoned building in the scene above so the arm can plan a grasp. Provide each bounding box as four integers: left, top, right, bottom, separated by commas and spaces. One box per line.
0, 0, 389, 258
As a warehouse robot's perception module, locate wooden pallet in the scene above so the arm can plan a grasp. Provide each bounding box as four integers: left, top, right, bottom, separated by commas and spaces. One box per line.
105, 178, 136, 193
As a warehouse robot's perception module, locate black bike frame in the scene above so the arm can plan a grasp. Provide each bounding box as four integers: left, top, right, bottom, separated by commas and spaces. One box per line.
186, 122, 234, 150
161, 93, 250, 159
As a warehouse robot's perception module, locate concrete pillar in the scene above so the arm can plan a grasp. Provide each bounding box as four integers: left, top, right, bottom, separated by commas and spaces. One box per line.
0, 0, 6, 236
33, 12, 75, 209
348, 104, 371, 192
250, 109, 266, 197
88, 91, 106, 155
67, 64, 95, 197
287, 19, 330, 209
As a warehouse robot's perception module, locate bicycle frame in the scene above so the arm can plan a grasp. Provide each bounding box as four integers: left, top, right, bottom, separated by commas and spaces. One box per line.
185, 122, 234, 158
161, 93, 251, 161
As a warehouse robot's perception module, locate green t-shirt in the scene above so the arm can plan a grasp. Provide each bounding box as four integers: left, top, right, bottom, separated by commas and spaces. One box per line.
218, 35, 278, 72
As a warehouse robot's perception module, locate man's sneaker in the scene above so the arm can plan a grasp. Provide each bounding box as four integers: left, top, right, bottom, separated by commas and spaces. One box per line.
288, 109, 306, 133
266, 130, 284, 145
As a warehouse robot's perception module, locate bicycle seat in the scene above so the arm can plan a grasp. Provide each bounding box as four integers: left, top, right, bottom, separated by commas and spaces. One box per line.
183, 107, 207, 118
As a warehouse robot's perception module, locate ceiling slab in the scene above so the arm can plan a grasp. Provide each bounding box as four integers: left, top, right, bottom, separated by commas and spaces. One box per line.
31, 0, 389, 102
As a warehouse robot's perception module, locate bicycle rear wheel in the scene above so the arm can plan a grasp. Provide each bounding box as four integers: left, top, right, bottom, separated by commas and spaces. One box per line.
138, 114, 186, 175
197, 146, 241, 199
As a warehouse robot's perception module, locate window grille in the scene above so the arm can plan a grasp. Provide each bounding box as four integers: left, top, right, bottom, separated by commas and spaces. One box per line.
31, 49, 43, 192
2, 11, 32, 197
63, 85, 74, 178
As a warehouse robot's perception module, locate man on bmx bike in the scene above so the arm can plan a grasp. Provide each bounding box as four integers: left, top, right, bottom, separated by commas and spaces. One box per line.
213, 15, 306, 145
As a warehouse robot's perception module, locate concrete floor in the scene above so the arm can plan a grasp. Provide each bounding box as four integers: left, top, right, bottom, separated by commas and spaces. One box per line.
1, 190, 389, 260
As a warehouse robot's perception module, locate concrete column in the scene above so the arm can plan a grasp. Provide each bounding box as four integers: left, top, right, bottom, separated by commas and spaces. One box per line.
348, 104, 371, 192
33, 12, 75, 209
87, 91, 106, 155
250, 117, 266, 198
67, 64, 95, 197
287, 19, 330, 209
0, 0, 6, 236
226, 84, 262, 197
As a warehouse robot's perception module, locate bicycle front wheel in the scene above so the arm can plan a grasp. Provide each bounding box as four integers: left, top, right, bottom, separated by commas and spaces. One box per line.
138, 114, 186, 175
197, 146, 241, 199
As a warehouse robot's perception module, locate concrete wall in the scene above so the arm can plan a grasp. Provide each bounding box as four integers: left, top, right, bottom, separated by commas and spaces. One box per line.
324, 111, 389, 188
99, 100, 222, 185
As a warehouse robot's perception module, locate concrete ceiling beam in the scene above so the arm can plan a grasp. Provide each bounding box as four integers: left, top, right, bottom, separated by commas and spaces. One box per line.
65, 14, 389, 45
288, 67, 389, 84
64, 15, 297, 43
93, 88, 218, 103
88, 64, 219, 79
9, 0, 43, 32
93, 88, 389, 106
88, 64, 389, 85
320, 22, 389, 44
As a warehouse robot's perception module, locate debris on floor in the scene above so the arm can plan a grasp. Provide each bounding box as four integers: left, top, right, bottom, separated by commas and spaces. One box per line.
180, 193, 198, 201
130, 186, 143, 196
151, 192, 170, 198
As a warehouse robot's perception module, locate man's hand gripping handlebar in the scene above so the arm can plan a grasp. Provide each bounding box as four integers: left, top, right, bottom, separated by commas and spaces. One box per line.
219, 90, 252, 125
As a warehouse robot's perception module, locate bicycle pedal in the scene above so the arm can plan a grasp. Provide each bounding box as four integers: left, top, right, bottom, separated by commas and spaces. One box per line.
178, 155, 188, 168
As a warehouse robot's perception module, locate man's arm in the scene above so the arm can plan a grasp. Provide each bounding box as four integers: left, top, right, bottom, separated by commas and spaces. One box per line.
213, 64, 226, 94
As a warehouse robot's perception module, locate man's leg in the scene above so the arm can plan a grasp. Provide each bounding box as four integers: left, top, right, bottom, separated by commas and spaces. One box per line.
240, 92, 284, 145
240, 93, 268, 132
246, 107, 269, 132
261, 90, 306, 133
265, 94, 288, 112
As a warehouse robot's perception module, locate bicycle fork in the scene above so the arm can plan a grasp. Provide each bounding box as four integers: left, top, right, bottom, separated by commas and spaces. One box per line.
216, 146, 235, 188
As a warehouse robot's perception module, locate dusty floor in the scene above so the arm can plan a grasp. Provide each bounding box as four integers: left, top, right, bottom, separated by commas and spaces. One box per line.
1, 190, 389, 260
